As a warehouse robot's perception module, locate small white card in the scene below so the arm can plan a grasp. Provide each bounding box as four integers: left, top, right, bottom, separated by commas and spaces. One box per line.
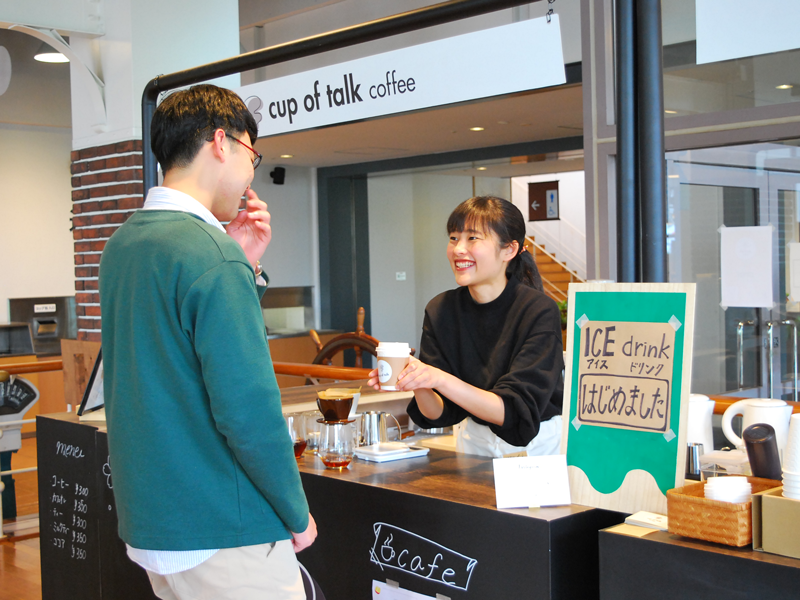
492, 454, 571, 509
372, 580, 436, 600
624, 511, 668, 531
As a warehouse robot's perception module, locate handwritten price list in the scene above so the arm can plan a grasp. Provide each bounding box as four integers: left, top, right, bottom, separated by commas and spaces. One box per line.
49, 473, 91, 561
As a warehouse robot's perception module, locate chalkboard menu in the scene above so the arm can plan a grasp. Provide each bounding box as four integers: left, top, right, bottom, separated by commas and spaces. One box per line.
37, 416, 102, 600
37, 415, 157, 600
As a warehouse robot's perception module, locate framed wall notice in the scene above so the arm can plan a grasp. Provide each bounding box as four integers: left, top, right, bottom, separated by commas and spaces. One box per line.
560, 283, 696, 514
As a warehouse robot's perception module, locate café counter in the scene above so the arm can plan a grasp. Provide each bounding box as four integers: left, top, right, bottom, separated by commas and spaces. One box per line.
295, 448, 624, 599
35, 412, 624, 600
599, 524, 800, 599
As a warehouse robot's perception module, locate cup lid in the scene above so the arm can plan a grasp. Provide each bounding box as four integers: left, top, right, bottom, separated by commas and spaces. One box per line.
376, 342, 411, 355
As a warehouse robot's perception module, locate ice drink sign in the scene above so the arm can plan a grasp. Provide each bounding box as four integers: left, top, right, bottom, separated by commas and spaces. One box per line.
576, 321, 677, 433
562, 283, 697, 515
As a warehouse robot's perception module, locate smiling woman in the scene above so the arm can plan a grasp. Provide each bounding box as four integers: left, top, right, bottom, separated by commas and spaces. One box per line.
369, 196, 564, 458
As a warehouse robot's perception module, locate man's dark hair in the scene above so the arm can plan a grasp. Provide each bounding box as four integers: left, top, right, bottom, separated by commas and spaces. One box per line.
151, 84, 258, 173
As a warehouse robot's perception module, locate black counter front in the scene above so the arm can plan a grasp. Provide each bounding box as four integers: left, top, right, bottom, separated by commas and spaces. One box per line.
599, 526, 800, 600
37, 413, 624, 600
296, 452, 624, 600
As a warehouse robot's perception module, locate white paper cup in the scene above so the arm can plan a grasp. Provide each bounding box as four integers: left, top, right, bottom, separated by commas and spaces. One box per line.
704, 477, 751, 502
376, 342, 411, 391
783, 414, 800, 470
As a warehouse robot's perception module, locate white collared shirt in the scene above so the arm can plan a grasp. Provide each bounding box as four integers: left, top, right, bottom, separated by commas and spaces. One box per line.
142, 186, 226, 232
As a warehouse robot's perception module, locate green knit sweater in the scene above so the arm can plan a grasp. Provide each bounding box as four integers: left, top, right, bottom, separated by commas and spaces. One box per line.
99, 210, 308, 550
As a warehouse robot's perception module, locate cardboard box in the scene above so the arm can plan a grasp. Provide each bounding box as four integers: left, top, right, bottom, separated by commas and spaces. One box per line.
752, 487, 800, 559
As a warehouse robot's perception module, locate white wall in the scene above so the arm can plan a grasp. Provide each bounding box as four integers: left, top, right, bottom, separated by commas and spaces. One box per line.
511, 171, 586, 278
252, 165, 315, 287
70, 0, 241, 149
367, 175, 418, 347
0, 29, 75, 324
0, 124, 75, 323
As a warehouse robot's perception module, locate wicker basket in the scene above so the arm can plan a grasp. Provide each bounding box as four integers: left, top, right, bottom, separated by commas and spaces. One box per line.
667, 477, 781, 547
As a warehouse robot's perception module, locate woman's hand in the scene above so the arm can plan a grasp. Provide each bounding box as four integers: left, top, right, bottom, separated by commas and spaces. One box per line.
367, 357, 443, 392
396, 357, 445, 392
367, 368, 381, 391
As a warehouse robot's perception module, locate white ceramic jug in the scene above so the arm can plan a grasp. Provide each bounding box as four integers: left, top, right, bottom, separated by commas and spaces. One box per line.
721, 398, 793, 454
686, 393, 715, 455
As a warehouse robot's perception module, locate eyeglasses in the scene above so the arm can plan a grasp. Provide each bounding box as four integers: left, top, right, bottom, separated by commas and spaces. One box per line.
230, 135, 262, 170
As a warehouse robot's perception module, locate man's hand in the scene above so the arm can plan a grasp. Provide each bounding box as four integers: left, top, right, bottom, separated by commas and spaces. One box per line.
226, 188, 272, 268
291, 513, 317, 553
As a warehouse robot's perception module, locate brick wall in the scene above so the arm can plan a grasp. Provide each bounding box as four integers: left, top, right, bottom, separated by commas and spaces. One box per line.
70, 140, 143, 341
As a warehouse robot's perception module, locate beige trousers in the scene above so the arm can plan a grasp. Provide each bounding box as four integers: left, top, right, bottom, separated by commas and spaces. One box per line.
146, 540, 305, 600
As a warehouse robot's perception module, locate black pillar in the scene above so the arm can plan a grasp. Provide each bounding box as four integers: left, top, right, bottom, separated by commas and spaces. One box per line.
636, 0, 667, 282
615, 0, 638, 282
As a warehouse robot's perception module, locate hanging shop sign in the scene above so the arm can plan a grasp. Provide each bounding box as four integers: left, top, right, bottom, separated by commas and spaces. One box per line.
561, 282, 697, 515
696, 0, 800, 64
234, 15, 565, 137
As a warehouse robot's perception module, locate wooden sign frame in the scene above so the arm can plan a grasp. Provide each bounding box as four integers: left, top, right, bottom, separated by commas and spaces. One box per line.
560, 282, 696, 514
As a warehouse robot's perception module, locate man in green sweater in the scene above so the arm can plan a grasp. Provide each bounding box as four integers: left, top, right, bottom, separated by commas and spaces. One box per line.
99, 84, 316, 599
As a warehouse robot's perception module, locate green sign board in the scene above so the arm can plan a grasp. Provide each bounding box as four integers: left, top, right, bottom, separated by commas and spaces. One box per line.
561, 283, 696, 514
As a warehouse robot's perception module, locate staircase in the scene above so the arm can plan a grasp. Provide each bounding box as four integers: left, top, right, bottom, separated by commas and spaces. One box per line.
524, 236, 584, 302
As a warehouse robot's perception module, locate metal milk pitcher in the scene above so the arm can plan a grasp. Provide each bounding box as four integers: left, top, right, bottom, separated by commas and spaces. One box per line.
360, 411, 401, 446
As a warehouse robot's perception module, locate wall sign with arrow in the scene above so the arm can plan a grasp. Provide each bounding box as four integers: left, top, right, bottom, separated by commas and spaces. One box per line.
528, 181, 559, 221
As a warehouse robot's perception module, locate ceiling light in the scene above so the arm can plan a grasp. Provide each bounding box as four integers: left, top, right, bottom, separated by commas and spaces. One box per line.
469, 127, 484, 132
664, 109, 677, 114
777, 84, 794, 90
668, 174, 679, 179
279, 154, 293, 159
476, 167, 487, 171
34, 42, 68, 63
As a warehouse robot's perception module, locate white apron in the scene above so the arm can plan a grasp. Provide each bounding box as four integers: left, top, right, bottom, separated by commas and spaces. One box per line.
455, 415, 563, 458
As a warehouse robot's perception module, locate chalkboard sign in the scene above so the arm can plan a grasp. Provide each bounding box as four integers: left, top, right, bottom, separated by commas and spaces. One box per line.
37, 416, 102, 600
95, 432, 157, 600
561, 283, 696, 515
37, 416, 159, 600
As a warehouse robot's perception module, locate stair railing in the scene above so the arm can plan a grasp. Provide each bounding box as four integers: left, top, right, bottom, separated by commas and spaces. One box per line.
525, 236, 584, 302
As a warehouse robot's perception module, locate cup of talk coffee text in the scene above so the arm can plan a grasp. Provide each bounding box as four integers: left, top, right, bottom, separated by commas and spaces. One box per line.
376, 342, 411, 391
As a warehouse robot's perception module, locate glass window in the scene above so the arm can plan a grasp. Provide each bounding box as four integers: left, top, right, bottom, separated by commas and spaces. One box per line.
662, 1, 800, 117
667, 140, 800, 399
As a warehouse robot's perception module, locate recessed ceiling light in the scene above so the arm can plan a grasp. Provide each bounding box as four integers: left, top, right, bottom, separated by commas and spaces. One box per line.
664, 109, 677, 114
477, 167, 487, 171
668, 174, 679, 179
279, 154, 294, 159
777, 84, 794, 90
469, 127, 484, 132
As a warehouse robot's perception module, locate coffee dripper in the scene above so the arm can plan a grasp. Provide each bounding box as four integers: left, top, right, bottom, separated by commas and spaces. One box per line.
316, 390, 357, 469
